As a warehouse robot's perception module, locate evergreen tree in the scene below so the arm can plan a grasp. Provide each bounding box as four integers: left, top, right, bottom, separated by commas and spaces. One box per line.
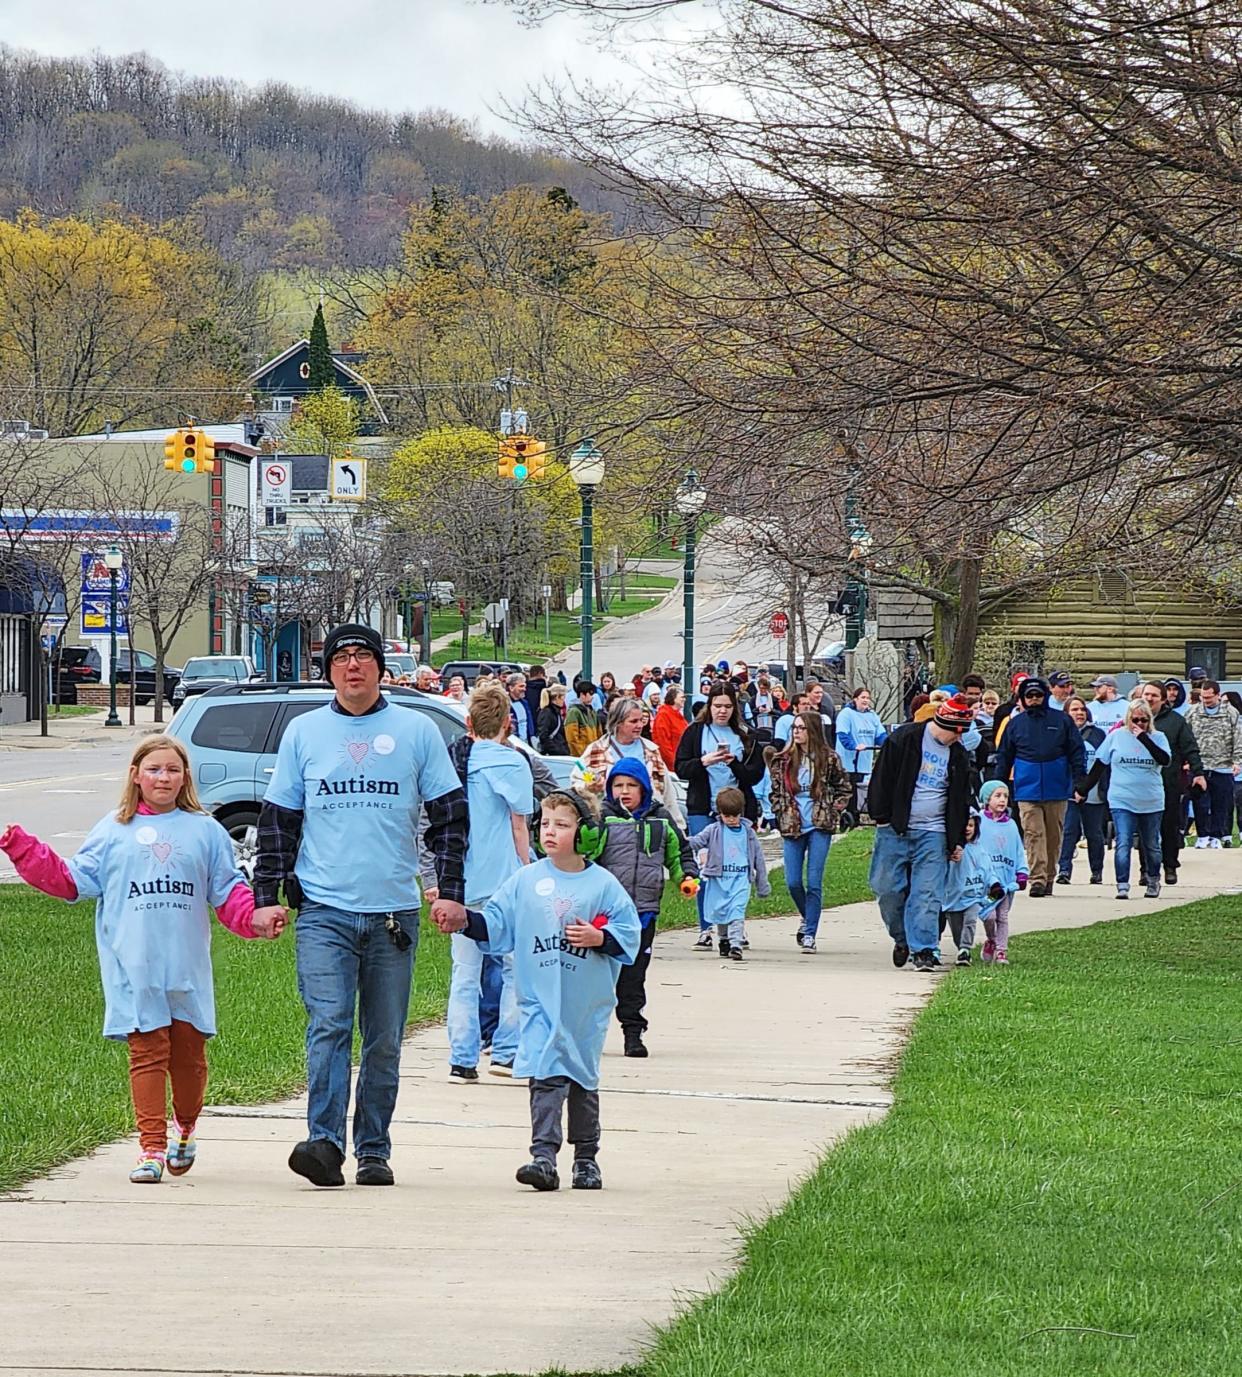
307, 303, 334, 390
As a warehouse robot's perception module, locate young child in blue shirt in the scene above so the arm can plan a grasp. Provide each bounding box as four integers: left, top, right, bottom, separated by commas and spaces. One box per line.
0, 736, 280, 1183
977, 779, 1029, 965
688, 786, 771, 960
939, 810, 1005, 966
437, 791, 640, 1192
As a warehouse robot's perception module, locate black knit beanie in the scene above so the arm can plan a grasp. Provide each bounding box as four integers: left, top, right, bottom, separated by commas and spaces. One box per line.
322, 623, 385, 680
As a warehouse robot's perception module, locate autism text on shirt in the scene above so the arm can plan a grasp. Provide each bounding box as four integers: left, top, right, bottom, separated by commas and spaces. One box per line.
315, 777, 400, 796
532, 931, 590, 962
128, 878, 196, 898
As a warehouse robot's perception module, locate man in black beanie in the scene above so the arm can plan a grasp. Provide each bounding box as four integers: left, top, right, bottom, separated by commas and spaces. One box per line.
253, 623, 467, 1188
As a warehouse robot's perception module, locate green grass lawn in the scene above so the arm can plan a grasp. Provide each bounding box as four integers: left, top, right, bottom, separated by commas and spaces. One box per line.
431, 596, 659, 670
633, 896, 1241, 1377
0, 829, 870, 1192
45, 705, 100, 718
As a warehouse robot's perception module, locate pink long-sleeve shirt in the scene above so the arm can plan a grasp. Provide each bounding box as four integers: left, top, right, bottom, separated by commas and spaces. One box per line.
1, 803, 259, 938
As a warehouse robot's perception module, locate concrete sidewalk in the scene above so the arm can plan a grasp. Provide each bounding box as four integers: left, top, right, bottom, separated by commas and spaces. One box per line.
1, 849, 1237, 1377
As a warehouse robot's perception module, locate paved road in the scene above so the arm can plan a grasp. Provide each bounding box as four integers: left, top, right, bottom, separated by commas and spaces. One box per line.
549, 534, 841, 685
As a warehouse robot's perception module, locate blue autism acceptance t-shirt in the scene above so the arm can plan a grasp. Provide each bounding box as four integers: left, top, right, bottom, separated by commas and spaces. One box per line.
465, 739, 532, 905
68, 808, 244, 1040
703, 822, 751, 923
265, 701, 460, 913
702, 724, 742, 800
480, 858, 640, 1087
1095, 727, 1169, 813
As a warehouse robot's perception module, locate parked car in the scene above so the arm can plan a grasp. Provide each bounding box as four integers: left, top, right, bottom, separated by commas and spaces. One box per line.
386, 652, 419, 679
172, 655, 260, 704
438, 659, 524, 687
52, 645, 181, 705
166, 682, 570, 874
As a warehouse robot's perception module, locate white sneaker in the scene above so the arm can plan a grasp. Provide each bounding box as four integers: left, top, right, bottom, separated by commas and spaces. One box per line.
1194, 837, 1210, 849
1210, 837, 1224, 849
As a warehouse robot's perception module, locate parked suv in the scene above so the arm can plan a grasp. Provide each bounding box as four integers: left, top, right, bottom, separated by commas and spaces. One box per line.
166, 682, 573, 874
172, 655, 260, 704
52, 645, 181, 705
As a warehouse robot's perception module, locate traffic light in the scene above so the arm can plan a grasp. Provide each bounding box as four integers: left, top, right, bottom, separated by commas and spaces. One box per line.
498, 437, 518, 480
525, 438, 548, 481
162, 427, 215, 475
511, 435, 531, 482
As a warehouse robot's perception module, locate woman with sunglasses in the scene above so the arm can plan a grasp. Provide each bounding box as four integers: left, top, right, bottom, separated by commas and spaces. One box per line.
1074, 700, 1171, 899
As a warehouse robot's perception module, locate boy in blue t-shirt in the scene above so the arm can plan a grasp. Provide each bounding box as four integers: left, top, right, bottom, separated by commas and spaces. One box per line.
688, 786, 771, 960
437, 792, 641, 1192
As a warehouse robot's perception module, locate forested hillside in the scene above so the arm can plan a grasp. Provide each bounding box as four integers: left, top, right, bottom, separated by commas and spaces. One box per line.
0, 47, 626, 269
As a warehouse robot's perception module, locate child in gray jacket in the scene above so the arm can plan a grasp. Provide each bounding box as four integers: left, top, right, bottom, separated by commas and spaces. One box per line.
688, 787, 771, 960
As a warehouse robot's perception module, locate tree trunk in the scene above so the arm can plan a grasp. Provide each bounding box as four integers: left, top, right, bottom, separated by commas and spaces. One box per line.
929, 555, 983, 685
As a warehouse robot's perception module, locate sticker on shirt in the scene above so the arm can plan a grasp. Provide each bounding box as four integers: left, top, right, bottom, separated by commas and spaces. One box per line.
535, 876, 556, 896
373, 734, 395, 756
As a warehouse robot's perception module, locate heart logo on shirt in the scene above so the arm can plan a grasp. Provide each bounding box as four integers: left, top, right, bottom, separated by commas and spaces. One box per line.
553, 897, 573, 924
151, 842, 172, 864
346, 741, 370, 764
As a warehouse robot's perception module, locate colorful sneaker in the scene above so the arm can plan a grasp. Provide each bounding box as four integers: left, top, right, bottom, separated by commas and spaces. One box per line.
981, 939, 996, 964
165, 1118, 196, 1176
694, 930, 713, 950
129, 1153, 165, 1184
995, 949, 1009, 965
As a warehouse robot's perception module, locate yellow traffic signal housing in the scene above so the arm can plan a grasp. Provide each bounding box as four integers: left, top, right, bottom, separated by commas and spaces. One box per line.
164, 429, 183, 471
511, 435, 531, 482
498, 437, 518, 479
199, 430, 216, 474
525, 438, 547, 481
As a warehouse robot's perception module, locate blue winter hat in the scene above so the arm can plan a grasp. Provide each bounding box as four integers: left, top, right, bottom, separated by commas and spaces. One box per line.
606, 756, 652, 804
935, 683, 958, 695
979, 779, 1009, 808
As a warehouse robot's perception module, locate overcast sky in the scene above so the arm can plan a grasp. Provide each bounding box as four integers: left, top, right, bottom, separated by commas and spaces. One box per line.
0, 0, 664, 139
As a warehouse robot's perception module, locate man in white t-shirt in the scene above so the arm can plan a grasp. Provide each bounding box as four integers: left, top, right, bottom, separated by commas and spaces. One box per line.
1087, 674, 1127, 732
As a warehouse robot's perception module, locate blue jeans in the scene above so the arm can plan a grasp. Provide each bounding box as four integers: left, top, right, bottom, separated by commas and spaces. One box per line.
1058, 800, 1106, 878
783, 829, 832, 938
479, 954, 504, 1046
295, 903, 418, 1160
447, 933, 518, 1067
1111, 809, 1161, 888
1205, 771, 1236, 839
687, 812, 713, 928
868, 825, 947, 953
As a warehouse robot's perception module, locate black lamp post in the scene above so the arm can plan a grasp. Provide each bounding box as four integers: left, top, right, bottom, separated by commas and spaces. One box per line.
676, 472, 707, 721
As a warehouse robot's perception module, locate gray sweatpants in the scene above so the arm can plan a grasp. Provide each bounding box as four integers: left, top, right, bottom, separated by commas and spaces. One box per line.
529, 1076, 600, 1163
716, 918, 745, 948
941, 904, 980, 952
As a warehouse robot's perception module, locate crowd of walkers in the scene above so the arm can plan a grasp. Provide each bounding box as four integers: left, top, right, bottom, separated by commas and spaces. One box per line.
2, 626, 1234, 1195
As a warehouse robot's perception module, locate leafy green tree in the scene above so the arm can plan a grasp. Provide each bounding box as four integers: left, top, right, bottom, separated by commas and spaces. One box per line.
288, 385, 359, 458
307, 302, 334, 389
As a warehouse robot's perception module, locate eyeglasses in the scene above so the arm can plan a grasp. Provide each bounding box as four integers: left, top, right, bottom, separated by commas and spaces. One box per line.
1132, 716, 1151, 725
330, 647, 376, 665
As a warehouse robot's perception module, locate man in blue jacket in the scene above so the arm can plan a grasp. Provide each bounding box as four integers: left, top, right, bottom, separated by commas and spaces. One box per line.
993, 676, 1086, 897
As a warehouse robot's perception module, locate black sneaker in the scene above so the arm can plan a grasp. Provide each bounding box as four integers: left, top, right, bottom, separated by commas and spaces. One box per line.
729, 946, 744, 961
1144, 879, 1161, 899
516, 1158, 560, 1191
1055, 873, 1071, 885
1029, 883, 1047, 898
1090, 873, 1103, 884
912, 949, 936, 972
571, 1159, 603, 1190
1164, 868, 1177, 885
718, 938, 731, 957
356, 1157, 394, 1186
956, 949, 971, 967
694, 930, 713, 950
450, 1064, 479, 1082
288, 1138, 345, 1188
892, 941, 909, 969
623, 1032, 648, 1058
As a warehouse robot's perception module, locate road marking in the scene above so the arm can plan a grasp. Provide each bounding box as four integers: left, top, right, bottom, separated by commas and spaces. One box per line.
0, 771, 117, 794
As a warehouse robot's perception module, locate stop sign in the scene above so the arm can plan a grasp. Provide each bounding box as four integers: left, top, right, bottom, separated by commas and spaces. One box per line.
769, 611, 789, 638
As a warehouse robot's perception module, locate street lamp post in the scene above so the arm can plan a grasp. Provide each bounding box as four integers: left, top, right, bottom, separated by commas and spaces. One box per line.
675, 471, 707, 721
103, 544, 123, 728
420, 559, 432, 665
569, 439, 606, 683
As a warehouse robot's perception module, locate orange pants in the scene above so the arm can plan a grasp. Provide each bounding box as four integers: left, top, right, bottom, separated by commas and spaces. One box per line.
127, 1021, 209, 1156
